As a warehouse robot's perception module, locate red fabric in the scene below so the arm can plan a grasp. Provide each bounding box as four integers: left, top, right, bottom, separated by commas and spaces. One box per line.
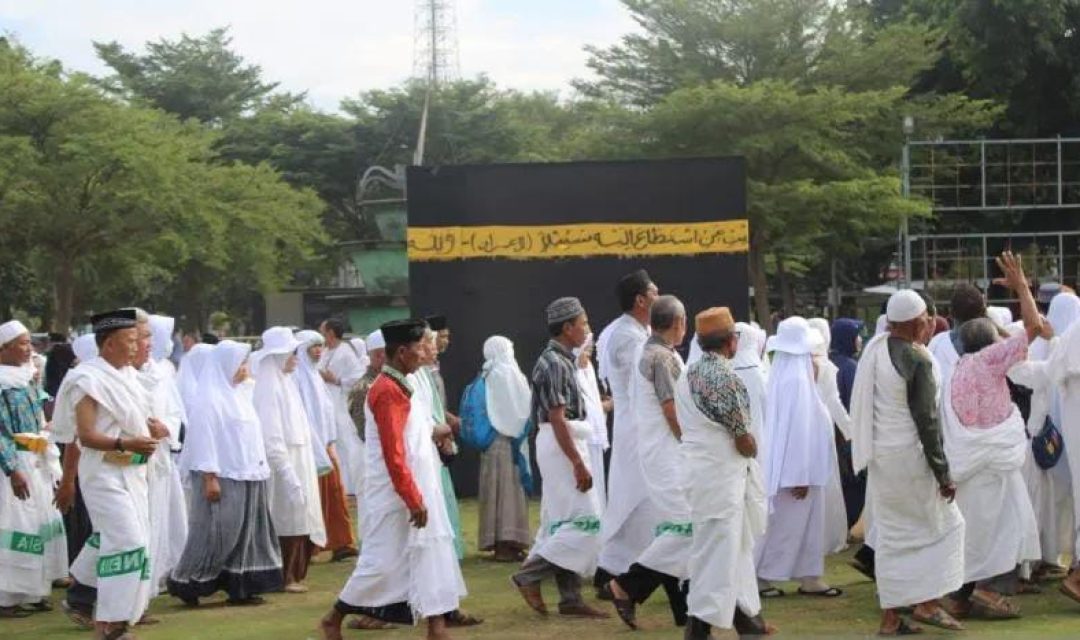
368, 374, 423, 511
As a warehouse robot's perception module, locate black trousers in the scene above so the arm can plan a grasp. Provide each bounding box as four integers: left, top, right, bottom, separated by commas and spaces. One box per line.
614, 563, 688, 626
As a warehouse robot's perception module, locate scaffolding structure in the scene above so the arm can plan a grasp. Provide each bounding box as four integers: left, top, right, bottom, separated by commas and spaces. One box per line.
900, 137, 1080, 304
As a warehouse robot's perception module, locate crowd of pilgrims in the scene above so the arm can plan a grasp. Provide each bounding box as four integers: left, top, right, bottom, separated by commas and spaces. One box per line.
2, 251, 1080, 639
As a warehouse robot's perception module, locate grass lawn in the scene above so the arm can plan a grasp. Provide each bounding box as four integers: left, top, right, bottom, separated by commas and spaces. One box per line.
7, 499, 1080, 639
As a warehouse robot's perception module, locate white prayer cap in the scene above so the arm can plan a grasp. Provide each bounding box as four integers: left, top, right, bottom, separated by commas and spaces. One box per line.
72, 334, 98, 362
0, 320, 29, 347
766, 316, 814, 355
366, 330, 385, 351
986, 306, 1013, 330
886, 290, 926, 323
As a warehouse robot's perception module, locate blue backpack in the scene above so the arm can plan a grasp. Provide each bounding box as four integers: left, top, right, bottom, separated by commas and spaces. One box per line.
458, 375, 498, 452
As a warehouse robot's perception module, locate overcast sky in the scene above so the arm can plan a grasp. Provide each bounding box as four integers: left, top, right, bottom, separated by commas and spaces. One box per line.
0, 0, 638, 111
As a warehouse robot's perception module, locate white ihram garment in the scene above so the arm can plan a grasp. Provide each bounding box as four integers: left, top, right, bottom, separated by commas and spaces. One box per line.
928, 331, 961, 389
597, 315, 658, 575
850, 335, 965, 608
338, 380, 465, 618
632, 343, 691, 579
813, 356, 852, 554
576, 363, 609, 511
674, 371, 766, 630
940, 375, 1039, 582
319, 343, 365, 495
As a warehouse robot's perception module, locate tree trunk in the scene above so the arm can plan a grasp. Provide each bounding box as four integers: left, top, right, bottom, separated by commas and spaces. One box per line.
775, 252, 796, 315
53, 256, 75, 333
750, 227, 773, 333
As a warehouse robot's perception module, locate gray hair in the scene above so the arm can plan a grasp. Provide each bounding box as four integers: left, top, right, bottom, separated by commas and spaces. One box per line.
650, 295, 685, 332
959, 317, 999, 355
122, 306, 150, 324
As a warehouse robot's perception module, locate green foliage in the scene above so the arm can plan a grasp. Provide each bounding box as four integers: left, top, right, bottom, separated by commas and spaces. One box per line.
94, 27, 279, 125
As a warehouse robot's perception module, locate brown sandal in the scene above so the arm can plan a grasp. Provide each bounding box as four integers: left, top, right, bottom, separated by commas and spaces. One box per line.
969, 591, 1021, 619
346, 615, 395, 630
444, 610, 483, 627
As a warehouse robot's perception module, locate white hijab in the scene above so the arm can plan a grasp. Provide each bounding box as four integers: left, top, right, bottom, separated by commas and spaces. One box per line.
72, 334, 98, 363
294, 331, 336, 448
762, 351, 833, 501
350, 337, 370, 373
482, 336, 531, 439
176, 343, 213, 413
1031, 293, 1080, 361
149, 315, 175, 362
253, 352, 310, 446
180, 341, 256, 475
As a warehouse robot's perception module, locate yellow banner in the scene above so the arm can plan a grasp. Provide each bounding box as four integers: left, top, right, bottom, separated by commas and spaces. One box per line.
407, 220, 748, 262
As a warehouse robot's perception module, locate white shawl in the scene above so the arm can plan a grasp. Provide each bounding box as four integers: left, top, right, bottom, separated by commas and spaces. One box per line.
849, 333, 889, 473
762, 352, 832, 500
482, 336, 531, 439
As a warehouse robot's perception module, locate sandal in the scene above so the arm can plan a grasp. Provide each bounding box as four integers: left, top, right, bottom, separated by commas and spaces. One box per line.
0, 606, 32, 618
61, 599, 95, 628
346, 615, 395, 630
444, 610, 483, 627
759, 587, 785, 598
20, 598, 53, 613
1017, 580, 1042, 595
879, 618, 924, 636
797, 587, 843, 598
611, 597, 637, 630
1060, 581, 1080, 605
911, 607, 965, 631
969, 590, 1021, 619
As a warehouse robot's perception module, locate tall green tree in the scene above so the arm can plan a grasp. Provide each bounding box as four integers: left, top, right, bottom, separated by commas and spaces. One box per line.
95, 27, 279, 125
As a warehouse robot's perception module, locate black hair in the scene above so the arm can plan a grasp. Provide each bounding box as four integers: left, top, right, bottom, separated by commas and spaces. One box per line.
548, 320, 571, 338
322, 318, 347, 339
699, 331, 734, 351
918, 291, 937, 317
616, 269, 653, 312
950, 284, 986, 324
44, 343, 76, 397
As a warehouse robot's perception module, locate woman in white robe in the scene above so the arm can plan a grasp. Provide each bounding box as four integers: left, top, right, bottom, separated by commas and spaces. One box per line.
756, 317, 839, 597
251, 327, 326, 593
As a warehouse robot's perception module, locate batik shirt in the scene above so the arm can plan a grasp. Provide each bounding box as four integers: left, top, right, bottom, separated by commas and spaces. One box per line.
0, 384, 42, 476
348, 368, 380, 440
638, 335, 681, 403
531, 339, 586, 425
686, 351, 750, 438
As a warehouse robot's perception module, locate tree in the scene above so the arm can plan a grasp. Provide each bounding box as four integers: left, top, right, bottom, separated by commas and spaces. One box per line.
0, 41, 325, 331
579, 1, 999, 325
94, 27, 279, 125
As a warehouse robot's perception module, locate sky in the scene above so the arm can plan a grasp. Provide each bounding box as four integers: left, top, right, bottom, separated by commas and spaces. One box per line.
0, 0, 638, 111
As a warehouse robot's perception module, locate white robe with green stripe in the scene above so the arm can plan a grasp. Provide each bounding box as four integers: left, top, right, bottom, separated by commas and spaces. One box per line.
0, 449, 67, 607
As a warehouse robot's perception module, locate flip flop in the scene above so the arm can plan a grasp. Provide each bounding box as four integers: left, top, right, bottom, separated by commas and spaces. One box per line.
759, 587, 785, 598
879, 618, 924, 636
347, 615, 395, 630
797, 587, 843, 598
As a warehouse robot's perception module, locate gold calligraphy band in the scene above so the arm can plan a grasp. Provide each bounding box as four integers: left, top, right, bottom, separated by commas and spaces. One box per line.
407, 220, 749, 262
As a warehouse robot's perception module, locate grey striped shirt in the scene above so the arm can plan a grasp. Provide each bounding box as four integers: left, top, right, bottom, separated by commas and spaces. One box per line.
531, 339, 586, 424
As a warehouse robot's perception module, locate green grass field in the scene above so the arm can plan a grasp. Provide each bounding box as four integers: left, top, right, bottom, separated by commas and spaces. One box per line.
7, 499, 1080, 639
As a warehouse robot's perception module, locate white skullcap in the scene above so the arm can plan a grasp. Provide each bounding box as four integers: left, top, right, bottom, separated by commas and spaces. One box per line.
0, 320, 29, 347
886, 290, 927, 323
986, 306, 1013, 330
366, 329, 385, 351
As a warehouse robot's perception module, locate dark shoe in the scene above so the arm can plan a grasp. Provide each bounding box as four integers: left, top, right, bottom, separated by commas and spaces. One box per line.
331, 547, 359, 562
611, 596, 637, 630
684, 615, 713, 640
558, 602, 610, 619
444, 609, 484, 627
733, 609, 769, 636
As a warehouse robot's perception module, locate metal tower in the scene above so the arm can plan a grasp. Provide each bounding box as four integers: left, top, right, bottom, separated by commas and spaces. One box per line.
413, 0, 461, 88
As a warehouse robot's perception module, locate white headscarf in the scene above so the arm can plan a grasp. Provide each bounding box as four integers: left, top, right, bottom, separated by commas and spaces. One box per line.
731, 322, 765, 370
731, 322, 768, 446
149, 315, 175, 361
1031, 293, 1080, 361
762, 351, 833, 503
179, 341, 257, 476
482, 336, 531, 438
294, 330, 336, 448
350, 337, 370, 372
253, 352, 310, 446
176, 343, 213, 413
808, 318, 831, 358
986, 306, 1014, 330
72, 334, 98, 363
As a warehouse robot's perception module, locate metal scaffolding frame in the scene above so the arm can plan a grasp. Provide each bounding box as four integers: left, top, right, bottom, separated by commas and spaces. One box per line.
899, 137, 1080, 301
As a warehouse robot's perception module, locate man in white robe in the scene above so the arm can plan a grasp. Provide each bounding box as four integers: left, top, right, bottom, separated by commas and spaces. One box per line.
68, 309, 166, 639
928, 283, 987, 383
677, 308, 771, 640
318, 318, 365, 496
0, 320, 67, 617
606, 296, 690, 630
851, 290, 965, 635
511, 298, 607, 620
320, 319, 466, 640
595, 269, 660, 596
